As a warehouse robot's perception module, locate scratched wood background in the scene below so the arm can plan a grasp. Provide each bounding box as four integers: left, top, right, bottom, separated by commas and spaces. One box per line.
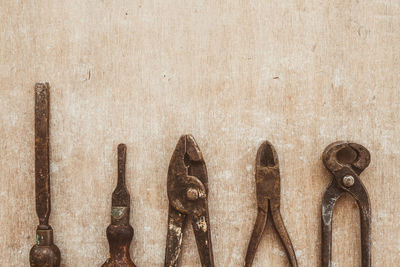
1, 1, 399, 266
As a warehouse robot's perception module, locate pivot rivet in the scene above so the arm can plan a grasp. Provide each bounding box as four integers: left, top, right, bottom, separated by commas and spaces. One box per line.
186, 188, 199, 200
343, 175, 355, 187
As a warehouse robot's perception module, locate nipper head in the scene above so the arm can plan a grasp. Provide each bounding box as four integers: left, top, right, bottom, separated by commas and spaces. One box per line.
167, 135, 208, 217
255, 141, 281, 212
323, 141, 370, 178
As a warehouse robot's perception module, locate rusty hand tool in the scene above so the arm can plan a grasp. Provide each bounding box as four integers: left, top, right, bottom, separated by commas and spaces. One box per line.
103, 144, 136, 267
30, 83, 61, 267
245, 141, 297, 267
164, 135, 214, 267
321, 141, 371, 267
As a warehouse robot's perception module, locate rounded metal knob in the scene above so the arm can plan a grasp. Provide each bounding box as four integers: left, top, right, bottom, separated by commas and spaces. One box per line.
342, 175, 355, 187
186, 188, 199, 200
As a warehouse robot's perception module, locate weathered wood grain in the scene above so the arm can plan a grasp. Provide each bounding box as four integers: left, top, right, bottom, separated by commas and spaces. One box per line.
0, 1, 399, 266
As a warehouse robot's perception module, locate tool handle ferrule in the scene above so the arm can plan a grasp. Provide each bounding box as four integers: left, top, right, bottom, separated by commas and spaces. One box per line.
30, 227, 61, 267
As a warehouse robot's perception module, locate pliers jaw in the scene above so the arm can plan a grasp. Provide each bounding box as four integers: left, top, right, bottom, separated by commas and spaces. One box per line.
255, 141, 281, 213
167, 135, 208, 217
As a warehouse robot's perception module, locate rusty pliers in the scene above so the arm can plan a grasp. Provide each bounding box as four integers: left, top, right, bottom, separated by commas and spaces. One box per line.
164, 135, 214, 267
245, 141, 298, 267
321, 141, 371, 267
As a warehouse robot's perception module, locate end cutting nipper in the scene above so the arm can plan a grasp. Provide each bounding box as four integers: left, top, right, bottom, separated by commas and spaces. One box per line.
164, 135, 214, 267
245, 141, 298, 267
321, 141, 371, 267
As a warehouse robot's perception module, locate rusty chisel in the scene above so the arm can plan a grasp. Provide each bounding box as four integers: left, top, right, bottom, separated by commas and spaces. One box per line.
29, 83, 61, 267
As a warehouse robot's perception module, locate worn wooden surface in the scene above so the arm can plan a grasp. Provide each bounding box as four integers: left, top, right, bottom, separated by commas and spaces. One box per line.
1, 1, 399, 266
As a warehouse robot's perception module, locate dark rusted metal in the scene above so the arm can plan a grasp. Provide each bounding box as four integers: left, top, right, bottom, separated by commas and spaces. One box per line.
103, 144, 136, 267
245, 141, 297, 267
321, 141, 371, 267
165, 135, 214, 267
30, 83, 61, 267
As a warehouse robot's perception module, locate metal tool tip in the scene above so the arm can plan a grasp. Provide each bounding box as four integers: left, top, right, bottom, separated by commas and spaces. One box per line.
35, 83, 50, 94
179, 134, 195, 144
256, 141, 278, 167
118, 143, 127, 152
183, 134, 203, 162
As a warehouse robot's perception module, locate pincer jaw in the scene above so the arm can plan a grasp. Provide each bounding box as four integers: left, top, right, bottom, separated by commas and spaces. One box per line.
322, 141, 371, 175
184, 134, 204, 164
348, 143, 371, 174
256, 141, 279, 169
255, 141, 281, 212
170, 135, 204, 170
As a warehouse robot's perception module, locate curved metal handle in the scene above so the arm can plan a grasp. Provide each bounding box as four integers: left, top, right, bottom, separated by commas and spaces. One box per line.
245, 209, 268, 267
270, 204, 298, 267
321, 181, 344, 267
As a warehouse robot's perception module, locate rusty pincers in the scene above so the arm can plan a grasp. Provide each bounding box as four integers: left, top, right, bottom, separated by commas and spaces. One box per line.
321, 141, 371, 267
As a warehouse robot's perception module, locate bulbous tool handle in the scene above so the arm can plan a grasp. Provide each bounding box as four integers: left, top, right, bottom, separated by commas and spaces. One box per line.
30, 227, 61, 267
103, 224, 136, 267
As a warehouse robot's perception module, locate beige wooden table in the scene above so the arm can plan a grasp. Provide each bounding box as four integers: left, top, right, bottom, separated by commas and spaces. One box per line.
1, 1, 399, 266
